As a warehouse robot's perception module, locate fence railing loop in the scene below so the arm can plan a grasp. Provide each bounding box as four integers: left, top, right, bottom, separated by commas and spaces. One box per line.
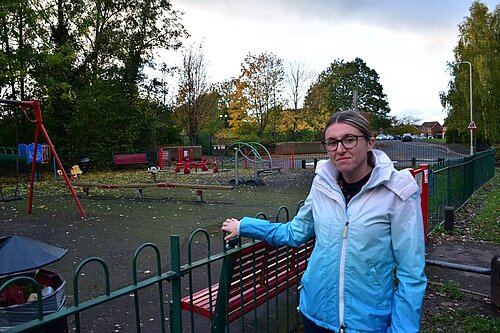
0, 276, 43, 320
275, 205, 290, 222
187, 228, 211, 264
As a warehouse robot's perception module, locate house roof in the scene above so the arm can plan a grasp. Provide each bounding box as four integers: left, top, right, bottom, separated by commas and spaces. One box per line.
421, 121, 441, 128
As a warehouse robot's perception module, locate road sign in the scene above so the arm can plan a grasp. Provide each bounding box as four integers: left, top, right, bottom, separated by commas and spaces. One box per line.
467, 121, 477, 130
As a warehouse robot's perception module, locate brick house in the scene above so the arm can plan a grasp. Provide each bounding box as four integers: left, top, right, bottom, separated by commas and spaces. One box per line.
420, 121, 443, 139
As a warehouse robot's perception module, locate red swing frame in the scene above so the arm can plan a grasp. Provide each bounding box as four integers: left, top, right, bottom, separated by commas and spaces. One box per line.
0, 99, 87, 219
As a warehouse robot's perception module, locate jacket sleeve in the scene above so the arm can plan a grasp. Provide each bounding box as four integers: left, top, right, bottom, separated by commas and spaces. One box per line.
239, 194, 315, 247
389, 189, 427, 333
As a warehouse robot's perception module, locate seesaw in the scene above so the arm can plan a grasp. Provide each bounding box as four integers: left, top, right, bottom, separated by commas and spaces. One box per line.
69, 181, 234, 202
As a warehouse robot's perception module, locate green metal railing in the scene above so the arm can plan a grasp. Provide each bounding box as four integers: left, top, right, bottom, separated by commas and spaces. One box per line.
427, 148, 496, 234
1, 149, 496, 332
0, 204, 305, 333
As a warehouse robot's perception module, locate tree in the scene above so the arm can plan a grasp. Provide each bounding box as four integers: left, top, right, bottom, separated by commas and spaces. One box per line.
440, 1, 500, 146
391, 115, 421, 135
213, 78, 236, 128
175, 43, 210, 145
282, 60, 316, 141
0, 0, 45, 100
303, 58, 391, 136
0, 0, 189, 165
236, 52, 285, 138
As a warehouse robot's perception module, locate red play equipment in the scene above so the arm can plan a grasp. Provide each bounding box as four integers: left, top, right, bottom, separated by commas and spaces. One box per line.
410, 164, 429, 243
173, 147, 218, 174
0, 99, 87, 219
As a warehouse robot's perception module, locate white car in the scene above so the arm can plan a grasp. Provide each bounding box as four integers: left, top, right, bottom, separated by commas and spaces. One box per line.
376, 134, 388, 140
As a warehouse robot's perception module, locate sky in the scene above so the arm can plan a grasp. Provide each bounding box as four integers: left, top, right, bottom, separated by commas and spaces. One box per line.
161, 0, 499, 125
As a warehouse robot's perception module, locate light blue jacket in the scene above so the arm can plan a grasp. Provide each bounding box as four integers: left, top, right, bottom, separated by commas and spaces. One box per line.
239, 149, 427, 333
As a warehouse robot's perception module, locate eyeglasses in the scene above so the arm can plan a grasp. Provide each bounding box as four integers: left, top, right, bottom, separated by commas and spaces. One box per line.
322, 135, 367, 152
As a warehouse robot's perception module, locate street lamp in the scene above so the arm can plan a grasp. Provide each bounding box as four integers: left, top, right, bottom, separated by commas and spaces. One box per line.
459, 61, 474, 155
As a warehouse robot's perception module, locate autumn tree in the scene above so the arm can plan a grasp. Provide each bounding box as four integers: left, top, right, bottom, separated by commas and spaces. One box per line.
227, 78, 249, 131
440, 1, 500, 147
175, 43, 210, 145
209, 79, 238, 143
213, 78, 235, 128
235, 52, 285, 139
303, 58, 391, 137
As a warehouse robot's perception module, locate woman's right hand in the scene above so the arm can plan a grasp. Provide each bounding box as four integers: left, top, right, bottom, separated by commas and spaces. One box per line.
221, 218, 240, 240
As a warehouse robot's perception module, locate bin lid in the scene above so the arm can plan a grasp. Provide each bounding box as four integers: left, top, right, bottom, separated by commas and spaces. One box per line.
0, 235, 67, 276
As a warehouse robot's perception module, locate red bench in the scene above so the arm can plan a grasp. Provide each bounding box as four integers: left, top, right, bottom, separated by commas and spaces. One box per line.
112, 153, 148, 168
181, 238, 314, 330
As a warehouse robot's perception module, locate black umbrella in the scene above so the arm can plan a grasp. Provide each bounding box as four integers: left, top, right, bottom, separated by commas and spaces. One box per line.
0, 235, 67, 276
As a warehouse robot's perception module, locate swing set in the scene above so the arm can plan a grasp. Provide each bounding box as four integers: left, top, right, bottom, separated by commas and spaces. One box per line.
0, 146, 26, 201
0, 99, 87, 219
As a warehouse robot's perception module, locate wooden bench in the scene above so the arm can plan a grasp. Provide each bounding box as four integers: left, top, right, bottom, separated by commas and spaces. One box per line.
112, 153, 148, 168
70, 181, 233, 202
180, 237, 314, 330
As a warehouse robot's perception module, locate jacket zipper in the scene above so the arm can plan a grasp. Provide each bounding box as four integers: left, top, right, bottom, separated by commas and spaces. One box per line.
339, 220, 349, 331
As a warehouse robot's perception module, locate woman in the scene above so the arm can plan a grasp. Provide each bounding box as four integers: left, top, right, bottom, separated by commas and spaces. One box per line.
221, 110, 427, 333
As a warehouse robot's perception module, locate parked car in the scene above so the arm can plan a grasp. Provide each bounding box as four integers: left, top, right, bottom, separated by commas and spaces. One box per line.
402, 133, 413, 142
376, 134, 388, 140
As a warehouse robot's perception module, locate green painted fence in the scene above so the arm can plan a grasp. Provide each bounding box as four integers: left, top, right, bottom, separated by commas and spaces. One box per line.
427, 148, 496, 234
0, 148, 496, 333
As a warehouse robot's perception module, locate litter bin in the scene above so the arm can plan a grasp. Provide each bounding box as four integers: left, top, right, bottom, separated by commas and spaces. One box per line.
0, 235, 68, 332
79, 156, 90, 172
0, 269, 67, 332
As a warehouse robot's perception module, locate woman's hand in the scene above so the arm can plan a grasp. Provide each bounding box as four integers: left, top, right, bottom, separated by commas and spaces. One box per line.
221, 218, 240, 240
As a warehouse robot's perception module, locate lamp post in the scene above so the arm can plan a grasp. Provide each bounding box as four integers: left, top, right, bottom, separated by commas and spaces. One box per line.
459, 61, 473, 155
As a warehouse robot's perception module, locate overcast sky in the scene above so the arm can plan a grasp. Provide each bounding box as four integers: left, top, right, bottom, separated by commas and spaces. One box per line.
163, 0, 498, 124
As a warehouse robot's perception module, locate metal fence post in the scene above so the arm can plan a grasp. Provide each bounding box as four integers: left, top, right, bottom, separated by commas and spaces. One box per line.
446, 159, 451, 206
170, 235, 182, 333
492, 255, 500, 308
444, 206, 454, 232
212, 250, 237, 333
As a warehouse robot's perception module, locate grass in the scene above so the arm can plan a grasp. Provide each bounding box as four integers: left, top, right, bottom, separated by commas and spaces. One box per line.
471, 168, 500, 242
423, 309, 499, 333
438, 280, 465, 300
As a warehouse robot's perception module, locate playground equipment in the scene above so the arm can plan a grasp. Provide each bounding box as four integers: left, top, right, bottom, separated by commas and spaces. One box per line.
0, 99, 86, 219
70, 181, 233, 202
57, 165, 83, 181
0, 146, 27, 202
174, 147, 218, 174
220, 141, 276, 186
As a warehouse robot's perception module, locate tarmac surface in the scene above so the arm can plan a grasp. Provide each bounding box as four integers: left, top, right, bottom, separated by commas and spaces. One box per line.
426, 240, 499, 298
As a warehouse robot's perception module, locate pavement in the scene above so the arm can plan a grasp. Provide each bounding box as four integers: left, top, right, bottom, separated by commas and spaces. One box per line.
426, 240, 499, 298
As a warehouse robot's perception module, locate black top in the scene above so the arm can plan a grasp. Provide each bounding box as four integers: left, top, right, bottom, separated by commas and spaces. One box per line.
337, 170, 372, 205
